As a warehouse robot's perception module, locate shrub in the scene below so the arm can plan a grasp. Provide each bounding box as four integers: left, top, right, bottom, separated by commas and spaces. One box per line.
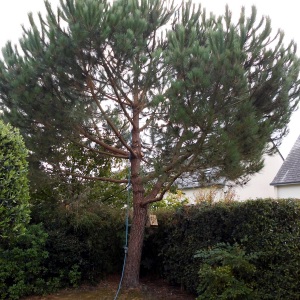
0, 225, 49, 299
143, 203, 235, 292
0, 121, 30, 243
30, 199, 125, 283
195, 243, 257, 300
230, 199, 300, 299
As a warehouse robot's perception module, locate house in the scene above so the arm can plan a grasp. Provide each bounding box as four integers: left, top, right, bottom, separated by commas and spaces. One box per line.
176, 153, 283, 202
175, 172, 226, 203
270, 135, 300, 199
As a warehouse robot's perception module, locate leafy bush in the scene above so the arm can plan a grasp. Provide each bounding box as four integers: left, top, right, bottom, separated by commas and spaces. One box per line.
0, 225, 49, 299
1, 199, 125, 299
30, 199, 125, 283
195, 243, 257, 300
230, 199, 300, 299
143, 202, 234, 291
0, 121, 30, 242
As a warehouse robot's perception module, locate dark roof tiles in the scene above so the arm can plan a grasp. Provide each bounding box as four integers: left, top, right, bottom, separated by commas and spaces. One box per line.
271, 135, 300, 186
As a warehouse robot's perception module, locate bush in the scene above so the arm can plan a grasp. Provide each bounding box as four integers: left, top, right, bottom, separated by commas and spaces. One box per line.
143, 199, 300, 299
1, 199, 126, 299
30, 199, 125, 284
0, 225, 49, 299
195, 243, 257, 300
0, 121, 30, 243
143, 203, 234, 291
230, 199, 300, 299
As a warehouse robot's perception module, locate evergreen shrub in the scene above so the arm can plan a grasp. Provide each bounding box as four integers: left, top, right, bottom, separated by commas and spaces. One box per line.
30, 199, 125, 283
195, 243, 257, 300
0, 225, 49, 299
143, 199, 300, 299
0, 121, 30, 243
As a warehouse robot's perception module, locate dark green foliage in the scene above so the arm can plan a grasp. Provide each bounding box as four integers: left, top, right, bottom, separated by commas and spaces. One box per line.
195, 243, 257, 300
143, 199, 300, 299
0, 225, 50, 300
0, 222, 84, 300
0, 200, 125, 299
0, 121, 30, 243
230, 200, 300, 299
30, 198, 125, 284
143, 203, 235, 291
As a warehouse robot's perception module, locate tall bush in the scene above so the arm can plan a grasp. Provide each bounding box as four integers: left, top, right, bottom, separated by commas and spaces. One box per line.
0, 225, 49, 300
30, 199, 125, 283
0, 121, 30, 242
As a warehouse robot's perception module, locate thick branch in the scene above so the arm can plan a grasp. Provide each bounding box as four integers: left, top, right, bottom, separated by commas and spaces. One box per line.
142, 171, 183, 206
64, 171, 128, 184
76, 125, 129, 157
70, 138, 129, 159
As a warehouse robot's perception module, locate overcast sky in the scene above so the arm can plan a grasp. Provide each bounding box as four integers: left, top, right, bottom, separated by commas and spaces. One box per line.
0, 0, 299, 158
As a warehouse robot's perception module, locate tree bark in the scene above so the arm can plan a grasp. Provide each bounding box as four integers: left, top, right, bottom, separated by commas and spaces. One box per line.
122, 104, 148, 288
122, 196, 148, 288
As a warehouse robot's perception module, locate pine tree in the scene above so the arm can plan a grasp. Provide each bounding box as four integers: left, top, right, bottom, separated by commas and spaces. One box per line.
0, 0, 299, 287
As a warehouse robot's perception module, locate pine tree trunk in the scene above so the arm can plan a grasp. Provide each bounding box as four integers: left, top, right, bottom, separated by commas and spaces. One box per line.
122, 105, 148, 288
122, 195, 147, 288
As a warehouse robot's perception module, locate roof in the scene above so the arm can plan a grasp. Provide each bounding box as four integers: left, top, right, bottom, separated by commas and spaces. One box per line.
270, 135, 300, 186
175, 172, 225, 189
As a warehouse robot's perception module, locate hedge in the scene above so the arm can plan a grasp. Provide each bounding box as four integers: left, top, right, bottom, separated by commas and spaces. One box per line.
30, 200, 125, 284
143, 199, 300, 299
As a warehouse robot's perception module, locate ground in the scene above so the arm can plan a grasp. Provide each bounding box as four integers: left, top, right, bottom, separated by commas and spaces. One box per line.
22, 276, 195, 300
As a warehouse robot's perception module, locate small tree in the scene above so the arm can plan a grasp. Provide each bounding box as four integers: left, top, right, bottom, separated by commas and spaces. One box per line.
0, 120, 30, 243
0, 0, 300, 287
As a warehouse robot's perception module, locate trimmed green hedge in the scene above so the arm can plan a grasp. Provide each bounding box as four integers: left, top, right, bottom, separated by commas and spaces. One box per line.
143, 199, 300, 299
2, 197, 299, 299
30, 200, 125, 284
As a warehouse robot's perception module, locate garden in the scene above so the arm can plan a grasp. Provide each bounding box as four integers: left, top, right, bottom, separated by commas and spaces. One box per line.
1, 120, 299, 299
1, 0, 300, 298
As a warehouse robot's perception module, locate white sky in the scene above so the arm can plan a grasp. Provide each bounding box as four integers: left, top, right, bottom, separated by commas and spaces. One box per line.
0, 0, 299, 158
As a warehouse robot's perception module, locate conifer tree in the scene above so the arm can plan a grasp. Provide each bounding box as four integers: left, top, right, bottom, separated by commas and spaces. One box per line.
0, 0, 300, 287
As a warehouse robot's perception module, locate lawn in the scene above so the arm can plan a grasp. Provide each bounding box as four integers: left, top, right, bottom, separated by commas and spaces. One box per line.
22, 276, 195, 300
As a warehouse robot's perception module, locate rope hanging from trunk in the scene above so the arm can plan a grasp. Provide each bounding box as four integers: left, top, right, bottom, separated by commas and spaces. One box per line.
113, 152, 132, 300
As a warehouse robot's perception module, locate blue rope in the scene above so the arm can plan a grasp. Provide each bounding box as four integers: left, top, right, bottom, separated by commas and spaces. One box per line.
113, 157, 131, 300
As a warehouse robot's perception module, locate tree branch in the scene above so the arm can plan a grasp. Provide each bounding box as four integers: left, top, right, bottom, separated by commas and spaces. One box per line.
64, 171, 128, 184
76, 125, 129, 157
101, 59, 135, 126
70, 138, 129, 159
86, 74, 135, 156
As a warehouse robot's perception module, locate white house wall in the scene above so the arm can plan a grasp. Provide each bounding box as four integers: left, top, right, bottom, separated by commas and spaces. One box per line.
230, 154, 283, 200
274, 185, 300, 199
181, 154, 283, 202
181, 187, 226, 203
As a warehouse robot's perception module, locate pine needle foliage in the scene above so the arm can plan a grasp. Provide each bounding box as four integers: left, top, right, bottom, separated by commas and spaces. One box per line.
0, 1, 299, 188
